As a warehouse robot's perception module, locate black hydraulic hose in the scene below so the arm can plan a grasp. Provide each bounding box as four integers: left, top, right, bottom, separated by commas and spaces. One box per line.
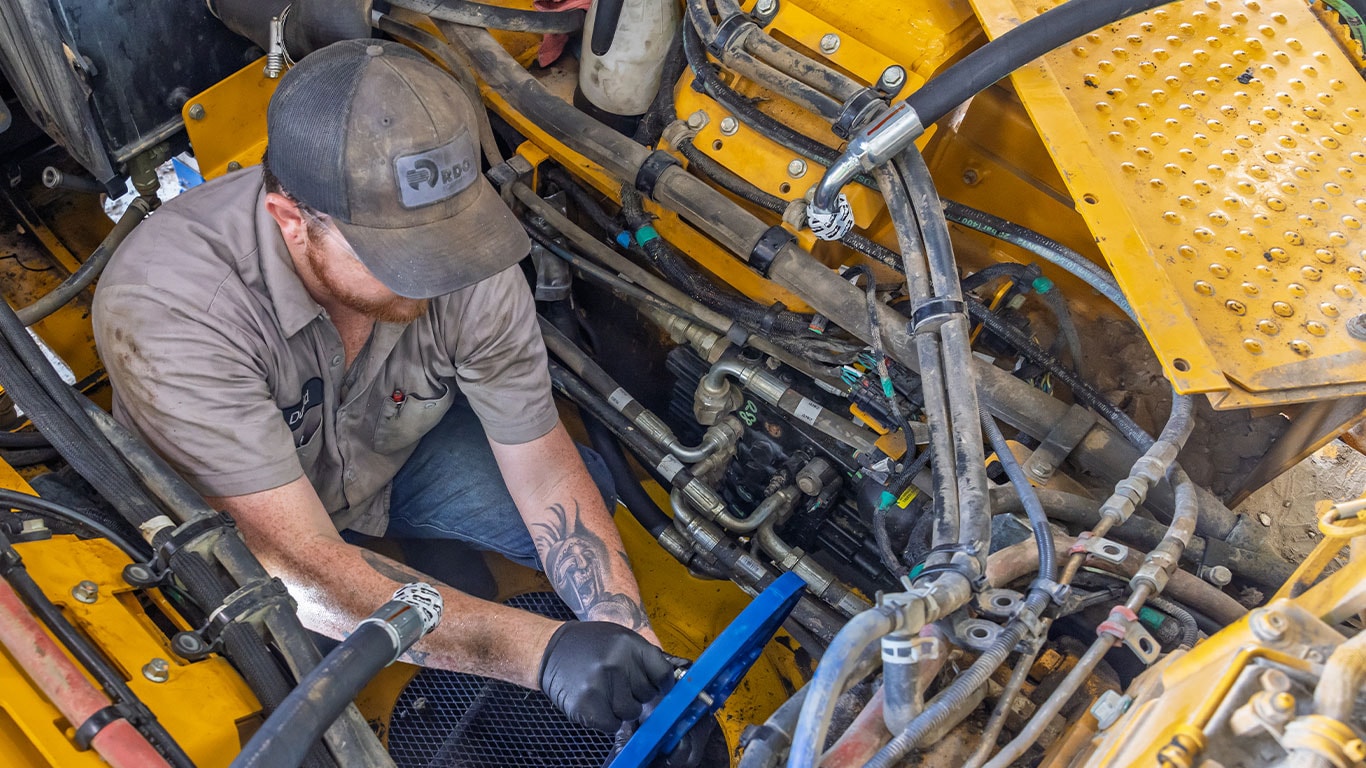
0, 487, 149, 562
980, 411, 1055, 583
632, 33, 689, 147
17, 197, 151, 327
618, 187, 814, 337
589, 0, 626, 55
0, 531, 195, 768
905, 0, 1180, 128
232, 625, 393, 768
1148, 594, 1199, 650
967, 295, 1151, 449
233, 585, 439, 768
389, 0, 585, 33
585, 418, 671, 538
0, 331, 162, 528
0, 430, 51, 449
0, 446, 60, 467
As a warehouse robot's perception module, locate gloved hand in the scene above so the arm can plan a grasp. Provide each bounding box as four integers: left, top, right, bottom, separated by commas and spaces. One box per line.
539, 621, 675, 732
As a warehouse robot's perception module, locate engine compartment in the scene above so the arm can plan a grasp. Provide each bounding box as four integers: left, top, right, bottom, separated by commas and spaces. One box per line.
2, 0, 1366, 765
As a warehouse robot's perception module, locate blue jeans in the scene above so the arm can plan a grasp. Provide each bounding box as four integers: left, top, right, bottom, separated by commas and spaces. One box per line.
377, 396, 616, 571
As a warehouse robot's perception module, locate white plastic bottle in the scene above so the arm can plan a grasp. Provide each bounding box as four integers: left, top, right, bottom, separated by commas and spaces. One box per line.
577, 0, 680, 122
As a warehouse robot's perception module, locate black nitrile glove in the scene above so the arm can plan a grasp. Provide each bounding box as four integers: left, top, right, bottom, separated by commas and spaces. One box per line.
539, 621, 675, 733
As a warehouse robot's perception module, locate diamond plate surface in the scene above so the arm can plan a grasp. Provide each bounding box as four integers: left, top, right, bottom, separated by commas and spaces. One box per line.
967, 0, 1366, 407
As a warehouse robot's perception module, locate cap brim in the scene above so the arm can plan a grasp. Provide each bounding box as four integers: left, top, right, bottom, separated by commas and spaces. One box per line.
333, 177, 530, 299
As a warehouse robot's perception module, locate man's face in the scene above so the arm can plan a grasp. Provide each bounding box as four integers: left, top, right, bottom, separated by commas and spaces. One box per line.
302, 214, 429, 323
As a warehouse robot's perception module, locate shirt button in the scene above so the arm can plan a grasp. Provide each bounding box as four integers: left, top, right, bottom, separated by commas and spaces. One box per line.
331, 354, 343, 367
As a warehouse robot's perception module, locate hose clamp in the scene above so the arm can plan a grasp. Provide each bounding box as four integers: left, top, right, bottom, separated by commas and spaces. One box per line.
749, 225, 794, 276
173, 576, 294, 659
73, 705, 125, 751
709, 14, 755, 55
634, 150, 682, 200
124, 512, 237, 588
832, 89, 887, 140
910, 298, 965, 334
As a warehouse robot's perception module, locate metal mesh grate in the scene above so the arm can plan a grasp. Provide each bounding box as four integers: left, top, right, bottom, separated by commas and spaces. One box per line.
385, 592, 617, 768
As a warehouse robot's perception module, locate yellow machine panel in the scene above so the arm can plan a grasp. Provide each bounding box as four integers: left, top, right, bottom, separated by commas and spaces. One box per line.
970, 0, 1366, 408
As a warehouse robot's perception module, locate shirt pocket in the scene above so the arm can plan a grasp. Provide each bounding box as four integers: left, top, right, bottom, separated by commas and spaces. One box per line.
295, 422, 325, 469
373, 384, 456, 454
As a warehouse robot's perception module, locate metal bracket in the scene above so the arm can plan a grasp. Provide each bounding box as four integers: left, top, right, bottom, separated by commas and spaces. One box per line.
1099, 606, 1161, 664
955, 618, 1003, 652
1022, 403, 1098, 481
1071, 532, 1130, 563
976, 589, 1024, 621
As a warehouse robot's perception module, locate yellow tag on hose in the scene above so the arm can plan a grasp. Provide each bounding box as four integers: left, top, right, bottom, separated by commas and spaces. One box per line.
897, 487, 919, 509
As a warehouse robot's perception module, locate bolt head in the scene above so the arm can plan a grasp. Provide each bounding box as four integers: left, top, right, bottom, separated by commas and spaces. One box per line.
687, 110, 709, 129
754, 0, 777, 15
787, 158, 808, 178
142, 658, 170, 683
1249, 608, 1288, 642
819, 33, 841, 54
962, 168, 980, 186
72, 580, 98, 604
879, 65, 907, 91
719, 116, 739, 136
187, 103, 206, 121
1347, 314, 1366, 341
226, 161, 242, 172
1207, 565, 1232, 586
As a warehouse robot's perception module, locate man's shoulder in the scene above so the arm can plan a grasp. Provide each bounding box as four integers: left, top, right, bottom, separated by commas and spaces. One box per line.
99, 168, 266, 309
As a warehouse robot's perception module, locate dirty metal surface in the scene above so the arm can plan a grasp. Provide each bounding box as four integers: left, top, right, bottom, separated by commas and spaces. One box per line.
968, 0, 1366, 408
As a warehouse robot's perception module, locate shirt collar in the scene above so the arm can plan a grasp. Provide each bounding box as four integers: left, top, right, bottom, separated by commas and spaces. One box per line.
254, 180, 324, 338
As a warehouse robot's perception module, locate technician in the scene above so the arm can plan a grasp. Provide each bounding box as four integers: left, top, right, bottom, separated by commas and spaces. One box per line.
93, 39, 672, 732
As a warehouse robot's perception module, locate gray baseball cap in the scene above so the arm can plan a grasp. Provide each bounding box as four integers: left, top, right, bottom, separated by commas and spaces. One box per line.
266, 39, 529, 299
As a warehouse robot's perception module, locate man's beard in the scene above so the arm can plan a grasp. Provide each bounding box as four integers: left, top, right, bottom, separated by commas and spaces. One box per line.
304, 238, 429, 323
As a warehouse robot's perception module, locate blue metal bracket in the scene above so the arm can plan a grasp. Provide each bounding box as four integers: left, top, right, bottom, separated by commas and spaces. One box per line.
609, 571, 807, 767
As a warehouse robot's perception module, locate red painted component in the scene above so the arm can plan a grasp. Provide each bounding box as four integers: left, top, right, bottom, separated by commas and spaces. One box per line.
0, 579, 170, 768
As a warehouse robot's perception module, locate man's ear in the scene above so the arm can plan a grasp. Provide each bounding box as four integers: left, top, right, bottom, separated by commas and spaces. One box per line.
264, 192, 309, 248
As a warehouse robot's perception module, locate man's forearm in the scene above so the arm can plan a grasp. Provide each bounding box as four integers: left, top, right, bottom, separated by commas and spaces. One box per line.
257, 532, 558, 688
495, 423, 655, 638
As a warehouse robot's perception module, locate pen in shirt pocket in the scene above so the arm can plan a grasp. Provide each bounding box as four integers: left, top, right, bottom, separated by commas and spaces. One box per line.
390, 388, 406, 416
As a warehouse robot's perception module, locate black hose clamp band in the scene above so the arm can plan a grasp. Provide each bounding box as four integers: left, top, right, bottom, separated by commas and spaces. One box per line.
127, 513, 237, 587
749, 225, 795, 276
709, 14, 753, 55
758, 301, 789, 335
73, 705, 124, 750
634, 150, 682, 200
194, 576, 293, 648
725, 322, 751, 347
910, 298, 966, 334
833, 89, 887, 140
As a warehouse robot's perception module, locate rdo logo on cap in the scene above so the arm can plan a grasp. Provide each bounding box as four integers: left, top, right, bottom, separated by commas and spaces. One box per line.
393, 130, 478, 209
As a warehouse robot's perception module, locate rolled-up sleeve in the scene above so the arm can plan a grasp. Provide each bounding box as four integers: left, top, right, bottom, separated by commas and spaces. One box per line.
451, 267, 559, 445
94, 283, 304, 498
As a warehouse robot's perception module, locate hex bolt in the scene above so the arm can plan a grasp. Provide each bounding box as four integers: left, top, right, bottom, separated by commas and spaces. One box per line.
1200, 565, 1233, 586
226, 161, 243, 172
787, 159, 808, 178
71, 580, 98, 604
753, 0, 777, 17
687, 110, 710, 130
1347, 314, 1366, 341
187, 103, 206, 121
1030, 463, 1053, 479
819, 33, 841, 54
879, 65, 907, 92
1249, 608, 1288, 643
142, 657, 170, 683
962, 168, 981, 186
719, 116, 739, 136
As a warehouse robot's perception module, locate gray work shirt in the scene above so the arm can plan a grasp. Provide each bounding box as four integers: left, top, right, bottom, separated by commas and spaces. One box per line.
92, 168, 558, 535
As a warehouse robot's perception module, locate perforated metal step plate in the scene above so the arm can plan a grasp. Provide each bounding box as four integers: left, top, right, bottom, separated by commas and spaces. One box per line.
967, 0, 1366, 408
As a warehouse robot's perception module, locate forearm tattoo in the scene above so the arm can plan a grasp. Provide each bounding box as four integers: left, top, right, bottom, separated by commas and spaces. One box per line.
533, 501, 649, 630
